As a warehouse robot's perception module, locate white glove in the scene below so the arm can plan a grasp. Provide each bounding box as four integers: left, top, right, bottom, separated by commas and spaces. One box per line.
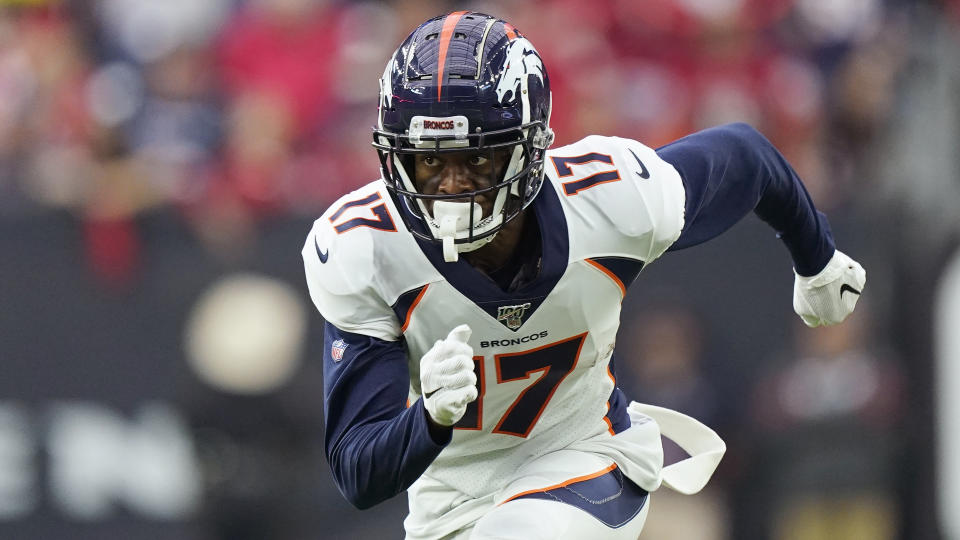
420, 324, 478, 427
793, 249, 866, 327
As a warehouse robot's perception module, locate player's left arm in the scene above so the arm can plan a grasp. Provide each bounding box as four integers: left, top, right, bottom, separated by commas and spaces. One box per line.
656, 122, 865, 326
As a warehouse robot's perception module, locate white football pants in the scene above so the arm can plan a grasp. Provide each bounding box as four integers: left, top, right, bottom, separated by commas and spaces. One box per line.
465, 493, 651, 539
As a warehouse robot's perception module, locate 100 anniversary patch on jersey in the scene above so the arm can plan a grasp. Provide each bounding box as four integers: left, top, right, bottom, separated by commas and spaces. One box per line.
496, 302, 532, 330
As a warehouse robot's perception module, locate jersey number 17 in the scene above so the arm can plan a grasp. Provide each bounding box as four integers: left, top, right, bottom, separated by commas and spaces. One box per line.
455, 333, 587, 438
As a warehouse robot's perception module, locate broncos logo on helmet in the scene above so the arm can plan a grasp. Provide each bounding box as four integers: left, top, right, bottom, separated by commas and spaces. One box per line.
495, 39, 547, 109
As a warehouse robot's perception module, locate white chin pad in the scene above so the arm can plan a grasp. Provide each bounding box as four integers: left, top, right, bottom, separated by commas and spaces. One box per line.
433, 201, 481, 262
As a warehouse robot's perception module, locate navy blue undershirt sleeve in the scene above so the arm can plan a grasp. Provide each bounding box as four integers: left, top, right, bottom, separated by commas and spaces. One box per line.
656, 122, 835, 276
323, 322, 449, 509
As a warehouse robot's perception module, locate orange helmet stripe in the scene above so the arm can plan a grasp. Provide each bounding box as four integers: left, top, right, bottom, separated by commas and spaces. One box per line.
436, 11, 468, 100
503, 22, 518, 40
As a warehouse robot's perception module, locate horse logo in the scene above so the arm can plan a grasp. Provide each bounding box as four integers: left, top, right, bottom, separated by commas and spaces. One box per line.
495, 38, 546, 106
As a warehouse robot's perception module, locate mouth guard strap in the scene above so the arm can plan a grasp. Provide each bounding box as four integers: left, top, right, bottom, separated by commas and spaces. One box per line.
434, 201, 480, 262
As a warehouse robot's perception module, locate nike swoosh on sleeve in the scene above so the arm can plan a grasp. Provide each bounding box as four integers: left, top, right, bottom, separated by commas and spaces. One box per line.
314, 237, 329, 264
629, 149, 650, 179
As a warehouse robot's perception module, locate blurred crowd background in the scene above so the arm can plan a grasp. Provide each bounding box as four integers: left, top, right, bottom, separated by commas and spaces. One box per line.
1, 0, 959, 538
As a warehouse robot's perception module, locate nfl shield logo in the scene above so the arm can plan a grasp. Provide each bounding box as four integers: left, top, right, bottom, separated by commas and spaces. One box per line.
496, 302, 532, 330
331, 339, 348, 362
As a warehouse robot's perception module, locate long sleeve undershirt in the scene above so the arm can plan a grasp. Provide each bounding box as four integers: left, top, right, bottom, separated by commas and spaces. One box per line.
321, 122, 835, 509
321, 324, 445, 509
660, 122, 835, 276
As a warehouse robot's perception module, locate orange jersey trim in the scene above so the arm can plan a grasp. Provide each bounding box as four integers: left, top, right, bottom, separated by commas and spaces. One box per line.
436, 11, 468, 100
501, 463, 619, 504
401, 285, 429, 333
585, 258, 627, 298
603, 415, 615, 435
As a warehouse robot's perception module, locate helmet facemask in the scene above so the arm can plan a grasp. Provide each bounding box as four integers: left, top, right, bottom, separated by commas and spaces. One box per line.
374, 120, 551, 262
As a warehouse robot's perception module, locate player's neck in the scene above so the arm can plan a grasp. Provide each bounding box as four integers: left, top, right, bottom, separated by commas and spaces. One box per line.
463, 210, 527, 275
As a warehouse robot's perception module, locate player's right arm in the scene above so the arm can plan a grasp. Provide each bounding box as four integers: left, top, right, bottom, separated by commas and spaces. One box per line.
319, 322, 448, 509
319, 319, 478, 510
301, 191, 455, 509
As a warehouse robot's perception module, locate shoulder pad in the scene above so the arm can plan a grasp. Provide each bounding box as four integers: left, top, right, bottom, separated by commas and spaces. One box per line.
302, 182, 406, 341
546, 135, 686, 262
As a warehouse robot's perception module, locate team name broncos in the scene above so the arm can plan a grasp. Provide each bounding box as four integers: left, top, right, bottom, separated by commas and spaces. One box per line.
423, 120, 455, 130
480, 330, 549, 348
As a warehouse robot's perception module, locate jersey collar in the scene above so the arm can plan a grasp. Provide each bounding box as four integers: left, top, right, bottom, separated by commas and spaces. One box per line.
413, 180, 569, 330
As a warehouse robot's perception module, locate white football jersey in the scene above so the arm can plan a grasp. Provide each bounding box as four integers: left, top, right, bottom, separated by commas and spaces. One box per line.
303, 135, 686, 498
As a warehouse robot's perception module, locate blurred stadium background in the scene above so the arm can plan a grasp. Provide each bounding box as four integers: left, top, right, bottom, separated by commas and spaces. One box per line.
0, 0, 958, 538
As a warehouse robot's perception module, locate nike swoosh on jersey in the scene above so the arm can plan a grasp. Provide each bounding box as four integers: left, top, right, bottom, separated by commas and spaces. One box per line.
314, 237, 329, 264
629, 149, 650, 179
840, 283, 861, 298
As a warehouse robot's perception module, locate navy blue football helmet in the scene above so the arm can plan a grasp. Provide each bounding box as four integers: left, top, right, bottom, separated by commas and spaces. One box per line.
373, 12, 554, 260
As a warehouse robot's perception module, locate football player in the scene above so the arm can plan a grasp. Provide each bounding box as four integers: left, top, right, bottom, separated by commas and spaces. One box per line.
302, 11, 866, 539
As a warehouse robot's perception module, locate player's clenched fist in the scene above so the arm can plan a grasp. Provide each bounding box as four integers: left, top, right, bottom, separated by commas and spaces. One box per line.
420, 324, 478, 427
793, 249, 867, 327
